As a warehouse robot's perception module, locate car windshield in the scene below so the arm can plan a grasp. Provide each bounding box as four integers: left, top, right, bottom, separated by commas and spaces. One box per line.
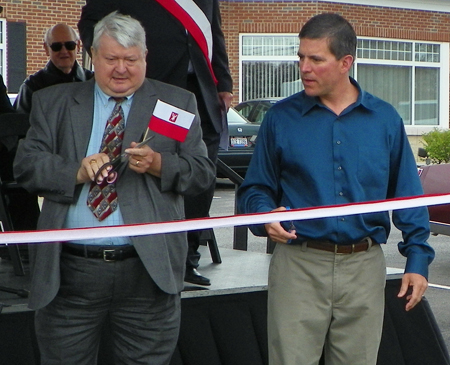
227, 108, 251, 124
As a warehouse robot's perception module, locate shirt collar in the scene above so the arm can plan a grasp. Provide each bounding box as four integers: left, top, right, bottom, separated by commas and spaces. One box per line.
300, 77, 375, 116
351, 77, 377, 113
94, 83, 134, 107
349, 77, 374, 112
300, 92, 319, 116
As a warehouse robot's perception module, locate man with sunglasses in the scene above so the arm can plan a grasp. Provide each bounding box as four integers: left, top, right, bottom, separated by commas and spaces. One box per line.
14, 23, 93, 114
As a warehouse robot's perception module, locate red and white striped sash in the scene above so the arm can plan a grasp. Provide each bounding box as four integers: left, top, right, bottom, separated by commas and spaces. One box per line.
154, 0, 217, 83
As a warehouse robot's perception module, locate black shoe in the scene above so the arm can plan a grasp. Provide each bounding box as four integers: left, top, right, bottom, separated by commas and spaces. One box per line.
184, 267, 211, 286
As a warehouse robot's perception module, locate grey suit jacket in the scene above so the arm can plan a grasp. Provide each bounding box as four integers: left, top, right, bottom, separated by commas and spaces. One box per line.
14, 78, 215, 310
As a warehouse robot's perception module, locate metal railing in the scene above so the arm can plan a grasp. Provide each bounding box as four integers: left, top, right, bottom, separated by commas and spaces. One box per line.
216, 159, 276, 253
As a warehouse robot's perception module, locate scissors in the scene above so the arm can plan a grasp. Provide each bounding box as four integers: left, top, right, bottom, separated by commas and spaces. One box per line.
283, 206, 296, 244
94, 135, 154, 184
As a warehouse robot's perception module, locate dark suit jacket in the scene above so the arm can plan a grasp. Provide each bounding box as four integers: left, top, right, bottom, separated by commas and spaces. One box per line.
0, 73, 15, 181
78, 0, 232, 134
0, 75, 14, 114
14, 60, 94, 114
13, 78, 216, 310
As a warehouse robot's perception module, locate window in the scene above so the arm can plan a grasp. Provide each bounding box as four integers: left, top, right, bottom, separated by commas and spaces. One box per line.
241, 35, 303, 100
0, 19, 6, 77
354, 38, 447, 132
240, 34, 449, 133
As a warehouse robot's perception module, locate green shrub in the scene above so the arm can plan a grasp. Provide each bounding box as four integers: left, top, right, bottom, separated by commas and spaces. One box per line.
422, 128, 450, 164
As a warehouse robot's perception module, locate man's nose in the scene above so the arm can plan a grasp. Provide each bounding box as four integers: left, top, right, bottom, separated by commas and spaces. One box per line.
59, 46, 70, 54
299, 59, 311, 73
115, 60, 127, 73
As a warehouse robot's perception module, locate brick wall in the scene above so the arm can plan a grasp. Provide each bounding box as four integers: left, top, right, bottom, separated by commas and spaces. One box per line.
3, 0, 85, 74
219, 1, 450, 103
3, 0, 450, 114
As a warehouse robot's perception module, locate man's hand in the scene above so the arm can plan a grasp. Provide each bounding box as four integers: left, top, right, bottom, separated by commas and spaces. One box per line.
264, 207, 297, 244
218, 91, 233, 112
398, 273, 428, 311
125, 142, 161, 177
77, 153, 110, 184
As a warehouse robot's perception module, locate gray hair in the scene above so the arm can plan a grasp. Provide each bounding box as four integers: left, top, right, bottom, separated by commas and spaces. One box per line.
44, 24, 79, 44
92, 11, 147, 55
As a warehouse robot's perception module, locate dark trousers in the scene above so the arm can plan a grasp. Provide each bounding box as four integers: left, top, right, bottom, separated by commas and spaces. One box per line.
35, 253, 181, 365
185, 75, 221, 269
0, 143, 40, 231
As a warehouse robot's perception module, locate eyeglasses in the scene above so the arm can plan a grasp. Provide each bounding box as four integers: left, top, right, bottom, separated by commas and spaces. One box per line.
49, 41, 77, 52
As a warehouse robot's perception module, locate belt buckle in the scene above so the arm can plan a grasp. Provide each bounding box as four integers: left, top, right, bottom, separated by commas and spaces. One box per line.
334, 243, 354, 255
103, 249, 116, 262
334, 244, 345, 255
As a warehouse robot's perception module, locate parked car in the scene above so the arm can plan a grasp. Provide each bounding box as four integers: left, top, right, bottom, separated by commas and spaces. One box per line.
234, 98, 282, 125
218, 107, 260, 179
8, 92, 259, 180
418, 163, 450, 236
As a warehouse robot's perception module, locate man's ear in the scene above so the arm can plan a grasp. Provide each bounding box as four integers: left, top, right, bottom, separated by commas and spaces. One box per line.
43, 42, 50, 57
341, 54, 354, 73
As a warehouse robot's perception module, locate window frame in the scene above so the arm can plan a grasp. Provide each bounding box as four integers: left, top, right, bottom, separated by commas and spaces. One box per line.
239, 33, 300, 102
0, 19, 6, 79
239, 33, 450, 134
354, 36, 449, 135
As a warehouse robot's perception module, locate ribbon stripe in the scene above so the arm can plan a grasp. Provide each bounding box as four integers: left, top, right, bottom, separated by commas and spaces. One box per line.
0, 193, 449, 245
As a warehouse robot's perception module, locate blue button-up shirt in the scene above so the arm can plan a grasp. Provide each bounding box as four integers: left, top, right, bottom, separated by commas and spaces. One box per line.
237, 78, 434, 278
63, 84, 134, 245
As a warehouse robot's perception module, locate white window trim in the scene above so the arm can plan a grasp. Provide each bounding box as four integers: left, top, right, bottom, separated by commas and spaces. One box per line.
239, 33, 450, 134
316, 0, 450, 12
355, 36, 449, 134
239, 33, 299, 103
0, 19, 6, 81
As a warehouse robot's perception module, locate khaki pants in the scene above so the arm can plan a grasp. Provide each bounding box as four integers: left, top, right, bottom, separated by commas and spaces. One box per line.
268, 242, 386, 365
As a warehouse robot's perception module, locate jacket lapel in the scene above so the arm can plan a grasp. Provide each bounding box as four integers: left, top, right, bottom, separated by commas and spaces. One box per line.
123, 79, 158, 147
69, 79, 95, 162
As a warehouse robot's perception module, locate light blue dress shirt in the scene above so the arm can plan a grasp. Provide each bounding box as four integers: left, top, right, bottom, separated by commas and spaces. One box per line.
63, 84, 134, 245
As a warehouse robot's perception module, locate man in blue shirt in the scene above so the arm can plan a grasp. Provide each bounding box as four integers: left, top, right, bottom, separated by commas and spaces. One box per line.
238, 13, 434, 365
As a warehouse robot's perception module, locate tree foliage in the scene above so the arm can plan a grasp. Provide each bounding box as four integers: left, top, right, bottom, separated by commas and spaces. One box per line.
422, 128, 450, 164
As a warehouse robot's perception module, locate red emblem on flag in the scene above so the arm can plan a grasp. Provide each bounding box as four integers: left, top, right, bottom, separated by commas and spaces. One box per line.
169, 112, 179, 123
148, 100, 195, 142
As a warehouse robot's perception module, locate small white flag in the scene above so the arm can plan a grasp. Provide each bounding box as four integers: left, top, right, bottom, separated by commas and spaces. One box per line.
148, 99, 195, 142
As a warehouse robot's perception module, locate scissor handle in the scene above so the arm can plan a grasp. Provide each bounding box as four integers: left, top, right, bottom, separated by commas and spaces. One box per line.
94, 161, 118, 184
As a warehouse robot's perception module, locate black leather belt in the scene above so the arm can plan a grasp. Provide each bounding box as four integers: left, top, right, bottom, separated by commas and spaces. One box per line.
293, 237, 375, 254
62, 243, 138, 262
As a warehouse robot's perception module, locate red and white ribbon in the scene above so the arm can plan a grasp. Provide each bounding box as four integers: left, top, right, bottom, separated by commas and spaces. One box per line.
0, 194, 449, 244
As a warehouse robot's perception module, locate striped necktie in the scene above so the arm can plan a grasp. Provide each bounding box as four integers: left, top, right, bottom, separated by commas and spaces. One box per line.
87, 98, 125, 221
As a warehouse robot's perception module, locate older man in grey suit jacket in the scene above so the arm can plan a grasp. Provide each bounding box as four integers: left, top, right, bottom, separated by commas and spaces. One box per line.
14, 12, 215, 365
